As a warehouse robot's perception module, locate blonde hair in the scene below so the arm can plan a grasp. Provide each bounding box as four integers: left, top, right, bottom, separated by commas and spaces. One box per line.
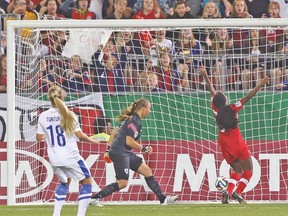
48, 86, 76, 137
268, 2, 280, 11
117, 98, 149, 122
231, 0, 248, 17
202, 2, 221, 18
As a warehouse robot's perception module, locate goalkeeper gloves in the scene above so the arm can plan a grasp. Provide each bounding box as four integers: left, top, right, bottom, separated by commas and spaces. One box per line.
141, 145, 153, 155
103, 146, 112, 163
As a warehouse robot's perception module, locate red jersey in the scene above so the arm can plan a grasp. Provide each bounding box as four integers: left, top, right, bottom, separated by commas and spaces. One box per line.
211, 97, 250, 164
132, 10, 164, 49
70, 10, 96, 19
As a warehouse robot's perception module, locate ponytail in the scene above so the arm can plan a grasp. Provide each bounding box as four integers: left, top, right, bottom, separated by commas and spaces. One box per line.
117, 98, 149, 122
48, 86, 76, 137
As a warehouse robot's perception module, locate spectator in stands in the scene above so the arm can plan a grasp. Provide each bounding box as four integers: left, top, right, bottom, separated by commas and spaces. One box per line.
262, 1, 281, 18
206, 28, 233, 90
151, 30, 173, 52
60, 0, 96, 19
98, 54, 126, 92
102, 0, 135, 18
105, 0, 127, 19
260, 1, 283, 87
38, 0, 65, 18
132, 0, 168, 16
138, 58, 157, 92
38, 0, 65, 55
62, 55, 92, 93
10, 0, 38, 39
230, 0, 252, 18
150, 29, 173, 66
132, 0, 166, 19
114, 31, 143, 90
175, 28, 203, 58
91, 36, 117, 91
192, 2, 221, 53
7, 0, 34, 13
241, 29, 265, 90
0, 54, 7, 93
132, 0, 165, 55
199, 0, 232, 17
147, 72, 162, 92
166, 0, 194, 18
181, 0, 202, 17
269, 0, 288, 18
156, 52, 188, 91
37, 58, 57, 92
166, 1, 194, 40
261, 1, 283, 53
175, 28, 203, 90
90, 116, 113, 141
201, 1, 222, 18
228, 0, 252, 54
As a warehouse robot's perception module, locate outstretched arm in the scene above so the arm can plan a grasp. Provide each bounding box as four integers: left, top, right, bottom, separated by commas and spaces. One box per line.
241, 76, 269, 105
199, 66, 217, 97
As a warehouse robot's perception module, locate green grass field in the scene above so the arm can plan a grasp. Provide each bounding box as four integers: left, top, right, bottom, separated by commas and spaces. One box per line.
1, 204, 288, 216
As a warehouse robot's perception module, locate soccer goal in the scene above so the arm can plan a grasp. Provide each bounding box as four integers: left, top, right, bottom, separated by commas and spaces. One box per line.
4, 18, 288, 205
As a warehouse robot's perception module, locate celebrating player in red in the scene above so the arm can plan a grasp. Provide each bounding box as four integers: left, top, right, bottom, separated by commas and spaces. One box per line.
200, 66, 269, 204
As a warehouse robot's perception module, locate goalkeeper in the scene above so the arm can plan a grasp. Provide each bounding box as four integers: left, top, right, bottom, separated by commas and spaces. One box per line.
90, 98, 178, 206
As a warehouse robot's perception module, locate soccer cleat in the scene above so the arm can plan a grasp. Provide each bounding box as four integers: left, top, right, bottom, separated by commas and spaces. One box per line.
232, 192, 247, 204
221, 191, 229, 204
89, 198, 104, 207
161, 195, 178, 205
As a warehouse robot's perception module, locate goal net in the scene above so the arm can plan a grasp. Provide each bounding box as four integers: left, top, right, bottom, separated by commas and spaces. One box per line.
3, 18, 288, 205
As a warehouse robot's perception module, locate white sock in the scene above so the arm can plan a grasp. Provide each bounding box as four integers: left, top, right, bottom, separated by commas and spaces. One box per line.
77, 197, 91, 216
77, 184, 92, 216
53, 200, 65, 216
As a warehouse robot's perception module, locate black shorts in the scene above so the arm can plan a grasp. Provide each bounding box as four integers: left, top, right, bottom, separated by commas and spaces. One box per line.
109, 152, 143, 180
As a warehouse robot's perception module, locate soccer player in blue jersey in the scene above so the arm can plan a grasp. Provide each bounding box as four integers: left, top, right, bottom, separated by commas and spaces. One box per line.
90, 98, 178, 206
36, 86, 100, 216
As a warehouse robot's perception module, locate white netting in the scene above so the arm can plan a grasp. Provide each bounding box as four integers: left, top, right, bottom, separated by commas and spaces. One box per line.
4, 18, 288, 204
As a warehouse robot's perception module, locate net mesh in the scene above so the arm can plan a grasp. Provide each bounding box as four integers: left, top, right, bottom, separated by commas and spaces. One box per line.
6, 16, 288, 204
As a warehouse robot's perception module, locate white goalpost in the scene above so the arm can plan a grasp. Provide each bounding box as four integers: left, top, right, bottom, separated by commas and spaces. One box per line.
5, 18, 288, 205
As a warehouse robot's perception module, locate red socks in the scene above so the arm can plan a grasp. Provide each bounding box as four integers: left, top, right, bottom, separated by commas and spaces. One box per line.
235, 170, 252, 194
227, 172, 241, 196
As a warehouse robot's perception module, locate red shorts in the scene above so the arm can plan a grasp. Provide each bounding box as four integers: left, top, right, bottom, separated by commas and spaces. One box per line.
220, 142, 251, 164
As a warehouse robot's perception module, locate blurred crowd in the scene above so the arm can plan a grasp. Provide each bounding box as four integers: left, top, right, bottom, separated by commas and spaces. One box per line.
0, 0, 288, 94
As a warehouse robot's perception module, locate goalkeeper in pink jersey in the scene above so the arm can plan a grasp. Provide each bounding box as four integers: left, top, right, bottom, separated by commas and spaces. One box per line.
200, 66, 269, 204
90, 98, 178, 206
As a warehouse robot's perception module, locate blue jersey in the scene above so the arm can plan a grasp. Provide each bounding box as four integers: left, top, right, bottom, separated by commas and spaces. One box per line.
110, 114, 142, 154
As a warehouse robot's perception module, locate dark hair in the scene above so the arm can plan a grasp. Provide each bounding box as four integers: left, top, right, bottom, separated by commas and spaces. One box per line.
212, 92, 226, 109
75, 0, 91, 9
175, 0, 186, 8
213, 92, 238, 130
94, 117, 111, 134
45, 0, 60, 7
